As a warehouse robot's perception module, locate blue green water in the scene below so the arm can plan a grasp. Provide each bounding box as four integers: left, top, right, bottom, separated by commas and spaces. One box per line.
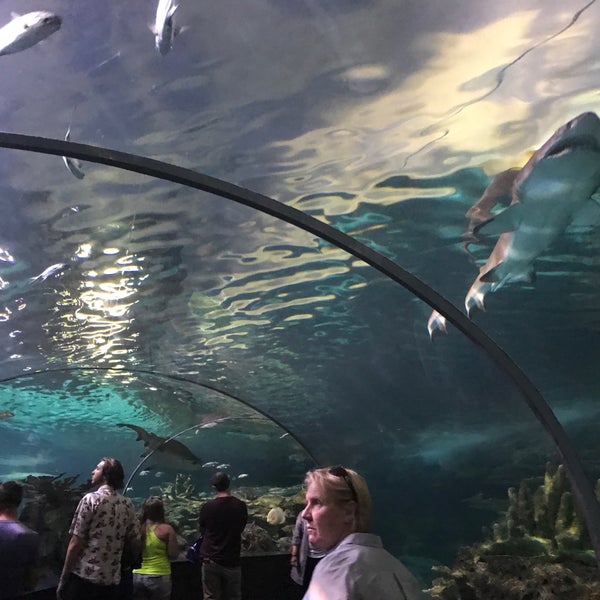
1, 0, 600, 589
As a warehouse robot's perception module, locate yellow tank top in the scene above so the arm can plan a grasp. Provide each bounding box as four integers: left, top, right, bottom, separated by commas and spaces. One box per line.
133, 525, 171, 575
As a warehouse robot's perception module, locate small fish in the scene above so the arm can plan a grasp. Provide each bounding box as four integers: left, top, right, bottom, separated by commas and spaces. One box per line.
154, 471, 165, 478
125, 486, 134, 493
266, 507, 286, 525
30, 263, 69, 284
202, 461, 219, 468
216, 463, 230, 470
237, 473, 249, 479
0, 410, 14, 420
150, 0, 181, 55
0, 12, 61, 56
62, 121, 85, 180
139, 470, 151, 477
279, 432, 290, 439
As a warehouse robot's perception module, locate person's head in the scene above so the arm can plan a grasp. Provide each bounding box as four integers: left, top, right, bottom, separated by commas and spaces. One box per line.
211, 471, 230, 492
301, 466, 371, 552
91, 457, 125, 489
140, 496, 166, 523
0, 481, 23, 514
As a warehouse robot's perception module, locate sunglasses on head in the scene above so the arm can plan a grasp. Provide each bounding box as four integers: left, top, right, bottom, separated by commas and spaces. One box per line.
328, 466, 358, 503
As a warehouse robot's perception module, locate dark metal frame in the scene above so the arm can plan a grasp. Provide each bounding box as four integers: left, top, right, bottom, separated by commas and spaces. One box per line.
1, 132, 599, 564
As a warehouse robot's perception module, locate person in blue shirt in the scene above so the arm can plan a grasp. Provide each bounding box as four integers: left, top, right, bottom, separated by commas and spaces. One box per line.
0, 481, 40, 599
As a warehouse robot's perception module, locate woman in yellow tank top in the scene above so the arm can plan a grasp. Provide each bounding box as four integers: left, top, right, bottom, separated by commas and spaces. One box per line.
132, 496, 179, 600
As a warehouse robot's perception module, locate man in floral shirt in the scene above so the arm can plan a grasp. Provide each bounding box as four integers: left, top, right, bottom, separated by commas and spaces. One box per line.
57, 457, 140, 600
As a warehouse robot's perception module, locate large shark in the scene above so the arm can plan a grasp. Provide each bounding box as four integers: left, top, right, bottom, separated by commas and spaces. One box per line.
428, 111, 600, 338
465, 111, 600, 314
117, 423, 202, 469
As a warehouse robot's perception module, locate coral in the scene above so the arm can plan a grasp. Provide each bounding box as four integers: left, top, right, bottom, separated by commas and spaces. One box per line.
428, 463, 600, 599
18, 474, 90, 576
241, 522, 277, 553
159, 473, 197, 502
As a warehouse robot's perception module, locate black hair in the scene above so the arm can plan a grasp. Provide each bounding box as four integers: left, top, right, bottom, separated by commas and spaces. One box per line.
0, 481, 23, 511
211, 471, 230, 492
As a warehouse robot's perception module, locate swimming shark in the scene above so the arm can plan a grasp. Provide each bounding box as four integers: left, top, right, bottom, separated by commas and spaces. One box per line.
465, 111, 600, 315
117, 423, 202, 468
428, 111, 600, 337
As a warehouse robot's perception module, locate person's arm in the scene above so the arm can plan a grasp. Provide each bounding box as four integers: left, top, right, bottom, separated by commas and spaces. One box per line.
290, 543, 300, 566
290, 514, 303, 566
155, 523, 179, 560
165, 525, 179, 560
198, 505, 205, 535
57, 534, 85, 599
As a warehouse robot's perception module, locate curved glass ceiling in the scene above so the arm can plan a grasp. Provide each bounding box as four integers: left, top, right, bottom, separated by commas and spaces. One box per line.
0, 0, 599, 586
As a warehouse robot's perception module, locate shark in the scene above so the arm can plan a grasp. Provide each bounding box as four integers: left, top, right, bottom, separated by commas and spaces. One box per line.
117, 423, 202, 469
428, 111, 600, 337
465, 111, 600, 315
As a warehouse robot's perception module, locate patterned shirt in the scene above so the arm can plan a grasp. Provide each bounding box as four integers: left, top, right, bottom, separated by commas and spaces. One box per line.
69, 484, 139, 585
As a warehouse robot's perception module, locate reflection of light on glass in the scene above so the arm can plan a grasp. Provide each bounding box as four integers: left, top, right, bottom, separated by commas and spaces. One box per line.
0, 248, 14, 263
45, 247, 145, 366
283, 314, 313, 322
75, 243, 92, 259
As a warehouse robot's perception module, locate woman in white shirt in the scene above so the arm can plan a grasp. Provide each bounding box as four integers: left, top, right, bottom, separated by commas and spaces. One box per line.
300, 466, 425, 600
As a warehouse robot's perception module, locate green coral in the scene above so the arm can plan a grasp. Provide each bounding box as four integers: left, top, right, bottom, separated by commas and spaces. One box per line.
159, 473, 197, 502
428, 463, 600, 600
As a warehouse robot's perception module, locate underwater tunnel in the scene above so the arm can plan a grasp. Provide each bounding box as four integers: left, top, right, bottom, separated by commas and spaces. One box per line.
1, 0, 600, 597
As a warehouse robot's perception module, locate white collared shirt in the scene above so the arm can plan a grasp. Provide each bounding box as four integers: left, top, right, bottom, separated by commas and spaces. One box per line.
302, 533, 424, 600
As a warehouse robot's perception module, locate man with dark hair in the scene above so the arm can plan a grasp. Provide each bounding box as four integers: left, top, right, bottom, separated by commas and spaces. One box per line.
198, 471, 248, 600
57, 457, 140, 600
0, 480, 39, 599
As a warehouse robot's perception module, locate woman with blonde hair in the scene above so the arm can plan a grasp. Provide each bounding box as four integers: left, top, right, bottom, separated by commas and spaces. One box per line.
132, 496, 179, 600
300, 466, 424, 600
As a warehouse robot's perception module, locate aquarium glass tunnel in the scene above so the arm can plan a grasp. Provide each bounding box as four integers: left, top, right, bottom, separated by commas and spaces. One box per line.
1, 0, 600, 595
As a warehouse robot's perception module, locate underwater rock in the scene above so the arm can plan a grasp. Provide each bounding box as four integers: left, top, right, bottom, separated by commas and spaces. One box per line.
241, 522, 277, 553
